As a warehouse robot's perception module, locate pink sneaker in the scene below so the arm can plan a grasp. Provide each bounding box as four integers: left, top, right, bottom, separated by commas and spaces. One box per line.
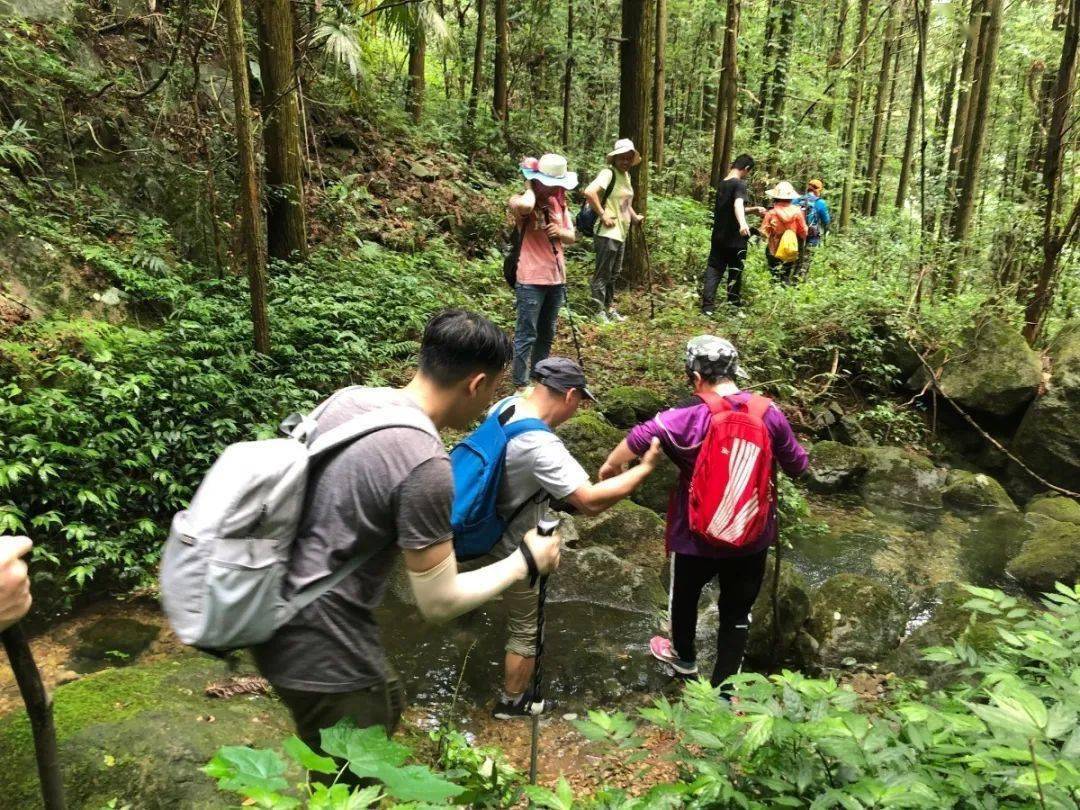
649, 636, 699, 676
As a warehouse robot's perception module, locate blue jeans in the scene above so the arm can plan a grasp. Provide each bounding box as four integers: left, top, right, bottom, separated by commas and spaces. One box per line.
513, 283, 565, 386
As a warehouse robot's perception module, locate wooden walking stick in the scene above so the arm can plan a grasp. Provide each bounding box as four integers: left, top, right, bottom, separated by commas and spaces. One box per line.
3, 623, 65, 809
637, 221, 657, 320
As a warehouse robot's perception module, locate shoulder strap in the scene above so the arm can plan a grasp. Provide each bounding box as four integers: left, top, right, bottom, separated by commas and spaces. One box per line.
503, 417, 551, 440
283, 550, 374, 620
696, 390, 731, 415
601, 169, 618, 207
746, 394, 773, 421
307, 405, 439, 461
283, 385, 367, 441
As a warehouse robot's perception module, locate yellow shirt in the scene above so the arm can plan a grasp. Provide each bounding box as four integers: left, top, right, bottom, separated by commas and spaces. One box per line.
586, 168, 634, 243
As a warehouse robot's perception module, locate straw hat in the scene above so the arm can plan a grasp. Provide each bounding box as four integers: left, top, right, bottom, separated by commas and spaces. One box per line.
606, 138, 642, 166
520, 154, 578, 189
766, 181, 800, 200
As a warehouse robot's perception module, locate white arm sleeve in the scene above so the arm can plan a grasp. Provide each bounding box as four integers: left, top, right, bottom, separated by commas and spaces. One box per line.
407, 549, 528, 623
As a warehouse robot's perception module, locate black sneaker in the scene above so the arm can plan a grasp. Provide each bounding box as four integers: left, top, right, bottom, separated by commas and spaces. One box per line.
492, 691, 550, 720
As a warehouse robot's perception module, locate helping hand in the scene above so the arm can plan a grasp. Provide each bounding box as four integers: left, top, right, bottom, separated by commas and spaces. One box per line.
639, 437, 664, 470
0, 536, 32, 632
522, 528, 562, 575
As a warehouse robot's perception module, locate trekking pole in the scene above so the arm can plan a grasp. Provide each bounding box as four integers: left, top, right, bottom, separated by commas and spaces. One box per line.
770, 506, 783, 673
528, 516, 560, 785
2, 624, 65, 810
637, 221, 657, 321
540, 204, 586, 370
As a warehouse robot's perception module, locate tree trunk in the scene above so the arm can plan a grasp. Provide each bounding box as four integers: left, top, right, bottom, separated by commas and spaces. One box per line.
951, 0, 1002, 245
861, 0, 899, 214
224, 0, 270, 353
765, 0, 796, 147
493, 0, 508, 122
620, 0, 654, 284
753, 0, 777, 139
466, 0, 487, 126
406, 26, 426, 122
943, 0, 986, 229
894, 0, 928, 209
1023, 0, 1079, 341
838, 0, 870, 229
701, 20, 717, 130
936, 43, 960, 139
1022, 65, 1054, 197
710, 0, 740, 187
562, 0, 574, 148
257, 0, 306, 262
652, 0, 667, 168
872, 32, 902, 215
822, 0, 849, 134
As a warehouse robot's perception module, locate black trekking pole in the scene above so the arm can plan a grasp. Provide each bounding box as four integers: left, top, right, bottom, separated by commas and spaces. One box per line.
637, 221, 657, 321
3, 624, 65, 809
540, 203, 586, 370
528, 516, 560, 785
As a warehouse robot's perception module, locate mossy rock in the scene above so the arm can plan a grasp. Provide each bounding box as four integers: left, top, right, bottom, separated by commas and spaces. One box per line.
630, 455, 679, 515
1006, 516, 1080, 594
859, 446, 946, 517
805, 441, 869, 494
941, 469, 1016, 514
746, 555, 817, 670
549, 546, 666, 611
1009, 320, 1080, 500
555, 412, 624, 479
73, 617, 161, 662
599, 386, 666, 429
809, 573, 908, 667
883, 582, 997, 687
0, 655, 292, 809
1026, 494, 1080, 526
573, 500, 665, 567
957, 510, 1031, 585
937, 318, 1042, 418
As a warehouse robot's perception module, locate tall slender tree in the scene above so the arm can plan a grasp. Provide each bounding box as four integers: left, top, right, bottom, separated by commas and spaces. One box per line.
620, 0, 654, 283
862, 0, 899, 214
562, 0, 574, 148
493, 0, 508, 124
765, 0, 796, 148
872, 32, 902, 215
406, 26, 426, 122
838, 0, 870, 229
710, 0, 740, 187
224, 0, 270, 353
257, 0, 306, 262
753, 0, 778, 138
1023, 0, 1079, 340
466, 0, 487, 126
822, 0, 850, 134
652, 0, 668, 169
943, 0, 986, 227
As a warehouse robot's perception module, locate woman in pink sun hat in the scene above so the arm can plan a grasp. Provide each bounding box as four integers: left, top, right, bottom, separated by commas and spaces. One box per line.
507, 154, 578, 390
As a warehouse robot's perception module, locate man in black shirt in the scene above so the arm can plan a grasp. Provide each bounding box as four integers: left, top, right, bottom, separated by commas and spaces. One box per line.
702, 154, 763, 314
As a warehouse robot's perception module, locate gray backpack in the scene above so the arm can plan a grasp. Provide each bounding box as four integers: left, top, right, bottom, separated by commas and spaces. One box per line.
159, 390, 438, 651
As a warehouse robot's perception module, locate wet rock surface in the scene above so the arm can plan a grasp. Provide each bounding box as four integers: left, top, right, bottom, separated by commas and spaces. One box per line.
745, 555, 816, 671
572, 499, 666, 567
1006, 511, 1080, 594
809, 573, 908, 667
805, 441, 868, 494
941, 469, 1017, 514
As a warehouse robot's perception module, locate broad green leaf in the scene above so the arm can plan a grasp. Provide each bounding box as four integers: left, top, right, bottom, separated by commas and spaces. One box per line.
203, 746, 288, 794
282, 735, 337, 775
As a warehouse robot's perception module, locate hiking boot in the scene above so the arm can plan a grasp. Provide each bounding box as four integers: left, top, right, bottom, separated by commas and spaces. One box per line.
703, 309, 715, 317
608, 308, 628, 323
493, 690, 550, 720
595, 310, 611, 325
649, 636, 698, 677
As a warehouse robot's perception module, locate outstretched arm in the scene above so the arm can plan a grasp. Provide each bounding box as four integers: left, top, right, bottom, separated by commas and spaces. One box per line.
568, 438, 662, 515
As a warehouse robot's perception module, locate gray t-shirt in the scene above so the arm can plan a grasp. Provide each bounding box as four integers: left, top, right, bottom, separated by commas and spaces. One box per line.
491, 397, 590, 559
254, 388, 451, 693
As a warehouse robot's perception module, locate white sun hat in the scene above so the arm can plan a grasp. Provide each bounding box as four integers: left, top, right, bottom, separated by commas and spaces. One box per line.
520, 153, 578, 189
606, 138, 642, 166
766, 181, 800, 200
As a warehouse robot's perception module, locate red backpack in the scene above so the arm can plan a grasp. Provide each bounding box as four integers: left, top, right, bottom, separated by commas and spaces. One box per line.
688, 392, 774, 549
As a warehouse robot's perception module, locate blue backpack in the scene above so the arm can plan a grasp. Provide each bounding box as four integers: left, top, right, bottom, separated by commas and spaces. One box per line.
799, 195, 821, 241
450, 400, 551, 560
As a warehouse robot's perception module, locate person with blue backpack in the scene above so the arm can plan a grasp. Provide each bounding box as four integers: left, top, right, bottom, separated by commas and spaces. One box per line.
794, 178, 831, 276
452, 357, 663, 719
247, 311, 562, 772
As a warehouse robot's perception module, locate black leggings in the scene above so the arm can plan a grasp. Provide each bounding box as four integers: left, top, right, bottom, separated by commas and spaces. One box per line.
669, 548, 769, 688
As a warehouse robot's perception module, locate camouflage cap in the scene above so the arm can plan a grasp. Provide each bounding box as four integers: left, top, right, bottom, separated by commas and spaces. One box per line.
685, 335, 747, 380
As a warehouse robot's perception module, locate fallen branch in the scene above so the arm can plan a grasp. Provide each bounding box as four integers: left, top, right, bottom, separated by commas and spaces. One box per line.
907, 339, 1080, 498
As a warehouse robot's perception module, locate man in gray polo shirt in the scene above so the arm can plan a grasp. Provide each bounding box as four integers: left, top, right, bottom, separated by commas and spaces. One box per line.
464, 357, 662, 718
254, 311, 562, 760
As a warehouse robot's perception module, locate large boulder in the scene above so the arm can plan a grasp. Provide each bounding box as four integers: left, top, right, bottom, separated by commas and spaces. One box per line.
859, 447, 947, 523
573, 500, 665, 567
630, 455, 679, 515
941, 469, 1016, 514
884, 582, 997, 688
745, 555, 817, 671
1026, 494, 1080, 526
599, 386, 666, 429
912, 318, 1042, 418
0, 656, 292, 809
549, 546, 667, 611
555, 412, 624, 479
0, 0, 72, 20
805, 441, 869, 494
809, 573, 908, 667
957, 510, 1031, 585
1006, 512, 1080, 593
1010, 321, 1080, 499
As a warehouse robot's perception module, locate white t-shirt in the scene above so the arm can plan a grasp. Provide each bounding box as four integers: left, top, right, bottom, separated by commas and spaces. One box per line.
489, 397, 589, 558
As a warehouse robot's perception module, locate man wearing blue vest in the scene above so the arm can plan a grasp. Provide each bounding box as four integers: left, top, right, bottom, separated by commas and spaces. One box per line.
463, 357, 663, 718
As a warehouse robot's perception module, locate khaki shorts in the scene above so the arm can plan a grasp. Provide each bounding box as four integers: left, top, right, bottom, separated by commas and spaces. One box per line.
459, 551, 540, 657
